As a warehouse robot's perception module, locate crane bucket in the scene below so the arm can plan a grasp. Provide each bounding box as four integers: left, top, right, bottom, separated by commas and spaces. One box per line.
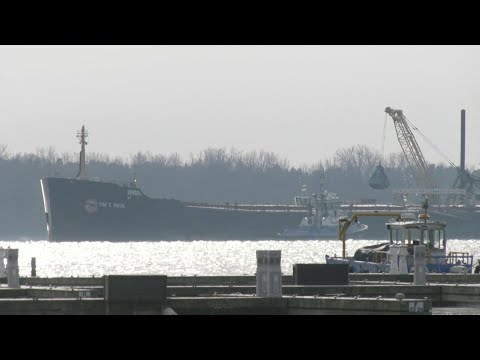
369, 164, 390, 189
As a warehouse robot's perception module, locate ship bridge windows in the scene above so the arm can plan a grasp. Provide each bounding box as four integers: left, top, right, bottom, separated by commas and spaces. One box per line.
390, 228, 402, 244
421, 228, 444, 250
430, 229, 445, 251
128, 189, 143, 199
391, 225, 446, 251
389, 228, 412, 245
389, 227, 422, 246
422, 228, 431, 249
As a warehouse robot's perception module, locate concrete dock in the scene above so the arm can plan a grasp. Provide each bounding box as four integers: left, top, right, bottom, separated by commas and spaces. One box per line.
0, 273, 479, 315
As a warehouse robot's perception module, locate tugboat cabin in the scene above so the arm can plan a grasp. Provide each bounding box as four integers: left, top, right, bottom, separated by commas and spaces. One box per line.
387, 213, 446, 260
386, 212, 472, 273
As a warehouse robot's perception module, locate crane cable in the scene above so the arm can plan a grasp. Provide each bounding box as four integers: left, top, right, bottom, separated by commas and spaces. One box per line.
403, 115, 458, 170
404, 114, 480, 187
380, 112, 387, 164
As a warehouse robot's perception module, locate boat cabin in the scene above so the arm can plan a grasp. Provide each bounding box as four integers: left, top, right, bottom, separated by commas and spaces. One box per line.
386, 213, 446, 259
384, 212, 473, 272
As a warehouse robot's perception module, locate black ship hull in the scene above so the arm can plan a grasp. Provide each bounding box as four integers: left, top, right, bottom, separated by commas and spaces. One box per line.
40, 176, 480, 241
40, 177, 307, 241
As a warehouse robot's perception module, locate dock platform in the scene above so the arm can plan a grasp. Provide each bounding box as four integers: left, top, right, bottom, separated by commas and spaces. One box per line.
0, 273, 479, 315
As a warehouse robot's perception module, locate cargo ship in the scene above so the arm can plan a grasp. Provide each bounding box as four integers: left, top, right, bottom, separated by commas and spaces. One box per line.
40, 127, 308, 241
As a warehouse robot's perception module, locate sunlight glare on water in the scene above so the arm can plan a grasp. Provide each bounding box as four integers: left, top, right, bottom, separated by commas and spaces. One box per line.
0, 238, 479, 277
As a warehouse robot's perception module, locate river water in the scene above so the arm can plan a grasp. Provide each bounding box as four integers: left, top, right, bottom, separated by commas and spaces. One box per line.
1, 238, 479, 278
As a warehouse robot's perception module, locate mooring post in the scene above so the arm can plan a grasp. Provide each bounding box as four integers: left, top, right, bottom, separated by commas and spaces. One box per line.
6, 249, 20, 288
256, 250, 282, 298
0, 248, 6, 278
31, 257, 37, 277
414, 245, 427, 286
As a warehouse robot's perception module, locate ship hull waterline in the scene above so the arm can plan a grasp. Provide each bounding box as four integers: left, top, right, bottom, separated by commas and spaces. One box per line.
40, 177, 309, 242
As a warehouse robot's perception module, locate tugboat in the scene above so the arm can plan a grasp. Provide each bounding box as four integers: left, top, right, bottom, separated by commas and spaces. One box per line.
326, 199, 474, 273
277, 188, 368, 239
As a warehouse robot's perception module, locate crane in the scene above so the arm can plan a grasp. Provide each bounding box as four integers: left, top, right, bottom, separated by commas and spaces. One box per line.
384, 107, 441, 205
383, 107, 480, 207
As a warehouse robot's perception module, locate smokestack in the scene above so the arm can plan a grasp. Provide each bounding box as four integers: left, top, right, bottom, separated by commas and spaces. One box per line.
461, 109, 466, 172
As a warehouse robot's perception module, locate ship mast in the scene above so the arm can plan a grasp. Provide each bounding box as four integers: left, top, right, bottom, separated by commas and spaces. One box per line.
76, 125, 88, 179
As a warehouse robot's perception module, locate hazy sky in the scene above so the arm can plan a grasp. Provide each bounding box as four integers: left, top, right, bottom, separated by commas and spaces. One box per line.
1, 45, 479, 168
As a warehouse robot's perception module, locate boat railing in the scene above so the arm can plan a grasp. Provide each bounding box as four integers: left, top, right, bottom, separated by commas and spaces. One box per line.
328, 252, 473, 269
59, 176, 134, 187
184, 202, 309, 212
90, 177, 134, 186
446, 251, 472, 264
409, 252, 474, 273
396, 252, 473, 265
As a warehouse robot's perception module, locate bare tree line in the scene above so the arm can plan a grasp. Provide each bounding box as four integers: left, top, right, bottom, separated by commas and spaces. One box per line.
0, 143, 458, 174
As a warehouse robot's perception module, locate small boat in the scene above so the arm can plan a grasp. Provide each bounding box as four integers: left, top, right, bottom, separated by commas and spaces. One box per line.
326, 199, 474, 273
277, 189, 368, 239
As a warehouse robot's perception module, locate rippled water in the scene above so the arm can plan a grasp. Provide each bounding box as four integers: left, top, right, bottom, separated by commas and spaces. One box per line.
1, 238, 479, 278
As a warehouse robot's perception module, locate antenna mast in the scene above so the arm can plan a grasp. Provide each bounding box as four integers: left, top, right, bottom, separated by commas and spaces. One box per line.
76, 125, 88, 179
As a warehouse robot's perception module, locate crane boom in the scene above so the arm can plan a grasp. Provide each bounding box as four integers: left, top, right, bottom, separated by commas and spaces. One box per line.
385, 107, 440, 204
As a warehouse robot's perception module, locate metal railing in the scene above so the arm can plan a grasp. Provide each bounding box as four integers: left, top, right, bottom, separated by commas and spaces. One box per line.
327, 252, 474, 274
